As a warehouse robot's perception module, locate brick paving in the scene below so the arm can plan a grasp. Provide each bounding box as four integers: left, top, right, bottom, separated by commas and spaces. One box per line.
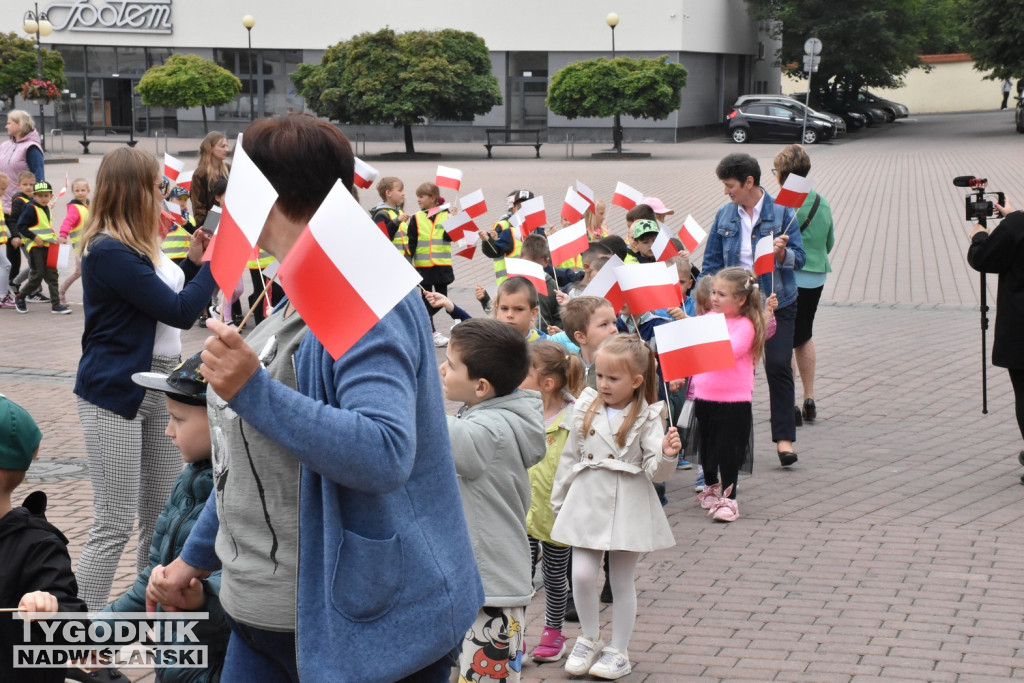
2, 109, 1024, 680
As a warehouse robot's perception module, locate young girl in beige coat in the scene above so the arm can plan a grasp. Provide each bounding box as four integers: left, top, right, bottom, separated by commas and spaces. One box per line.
551, 334, 681, 680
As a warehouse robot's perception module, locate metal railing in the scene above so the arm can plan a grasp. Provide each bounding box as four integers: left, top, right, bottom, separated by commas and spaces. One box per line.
353, 133, 366, 157
565, 133, 575, 158
153, 130, 169, 155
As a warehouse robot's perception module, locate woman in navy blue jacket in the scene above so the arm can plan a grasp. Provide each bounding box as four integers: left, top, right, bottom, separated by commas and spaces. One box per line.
73, 147, 216, 611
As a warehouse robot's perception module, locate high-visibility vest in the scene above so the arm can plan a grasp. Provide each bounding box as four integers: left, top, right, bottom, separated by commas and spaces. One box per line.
412, 210, 451, 268
556, 253, 583, 271
492, 219, 523, 285
0, 214, 7, 246
246, 248, 275, 270
67, 200, 90, 245
25, 204, 55, 252
162, 225, 191, 260
378, 207, 410, 257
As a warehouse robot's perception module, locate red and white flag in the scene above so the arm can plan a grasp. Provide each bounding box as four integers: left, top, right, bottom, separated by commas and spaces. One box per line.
507, 211, 526, 240
775, 173, 813, 208
426, 202, 450, 219
548, 220, 589, 266
164, 200, 186, 225
442, 211, 476, 242
611, 181, 644, 210
459, 189, 487, 218
575, 180, 595, 211
353, 157, 379, 190
55, 173, 69, 200
753, 233, 775, 276
175, 169, 194, 193
651, 224, 679, 262
164, 153, 185, 182
210, 137, 279, 296
504, 257, 548, 295
581, 254, 626, 311
617, 262, 682, 315
561, 187, 590, 223
454, 230, 480, 260
519, 196, 547, 234
277, 180, 421, 360
654, 313, 736, 381
678, 214, 707, 252
435, 165, 463, 191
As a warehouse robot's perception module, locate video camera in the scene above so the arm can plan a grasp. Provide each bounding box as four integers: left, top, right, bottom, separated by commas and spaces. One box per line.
953, 176, 1005, 221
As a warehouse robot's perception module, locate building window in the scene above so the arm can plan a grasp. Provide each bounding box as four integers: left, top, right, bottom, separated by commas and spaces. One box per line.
214, 48, 305, 119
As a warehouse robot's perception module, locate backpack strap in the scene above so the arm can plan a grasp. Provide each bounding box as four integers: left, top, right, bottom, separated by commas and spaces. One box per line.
799, 192, 822, 233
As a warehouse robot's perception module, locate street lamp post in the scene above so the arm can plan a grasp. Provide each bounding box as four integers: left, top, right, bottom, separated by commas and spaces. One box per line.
606, 12, 621, 153
242, 15, 256, 121
23, 3, 53, 152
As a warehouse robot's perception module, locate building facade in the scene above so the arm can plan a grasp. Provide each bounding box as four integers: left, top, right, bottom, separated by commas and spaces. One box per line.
3, 0, 780, 143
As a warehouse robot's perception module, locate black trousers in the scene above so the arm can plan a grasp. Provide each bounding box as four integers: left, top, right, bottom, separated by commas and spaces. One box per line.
765, 300, 798, 443
695, 399, 752, 498
1009, 368, 1024, 442
6, 242, 21, 284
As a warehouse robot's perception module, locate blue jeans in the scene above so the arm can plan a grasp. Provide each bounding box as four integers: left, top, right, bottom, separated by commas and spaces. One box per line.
222, 616, 298, 683
765, 301, 797, 444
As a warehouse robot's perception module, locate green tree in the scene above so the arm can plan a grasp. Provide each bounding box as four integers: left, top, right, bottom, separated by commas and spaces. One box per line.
0, 32, 66, 107
965, 0, 1024, 80
546, 56, 688, 150
292, 28, 502, 154
136, 54, 241, 134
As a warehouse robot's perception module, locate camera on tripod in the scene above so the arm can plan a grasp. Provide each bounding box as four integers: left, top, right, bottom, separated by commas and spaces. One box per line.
953, 175, 1005, 221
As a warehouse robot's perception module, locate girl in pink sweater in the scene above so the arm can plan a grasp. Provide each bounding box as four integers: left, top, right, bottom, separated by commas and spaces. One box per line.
692, 267, 769, 522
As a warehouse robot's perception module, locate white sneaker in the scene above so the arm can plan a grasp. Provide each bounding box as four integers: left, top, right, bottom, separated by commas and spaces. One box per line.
589, 646, 631, 680
433, 331, 449, 347
564, 635, 604, 676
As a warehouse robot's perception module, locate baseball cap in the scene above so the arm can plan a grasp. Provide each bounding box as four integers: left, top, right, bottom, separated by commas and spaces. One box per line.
131, 352, 208, 407
33, 181, 53, 194
631, 219, 660, 240
169, 186, 190, 199
506, 189, 534, 209
0, 396, 43, 471
642, 197, 674, 215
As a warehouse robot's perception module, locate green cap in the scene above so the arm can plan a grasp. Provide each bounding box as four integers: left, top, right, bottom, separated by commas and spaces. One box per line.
631, 219, 660, 240
0, 396, 42, 471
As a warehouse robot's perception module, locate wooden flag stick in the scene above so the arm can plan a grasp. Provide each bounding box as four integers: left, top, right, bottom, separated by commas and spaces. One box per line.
238, 271, 279, 331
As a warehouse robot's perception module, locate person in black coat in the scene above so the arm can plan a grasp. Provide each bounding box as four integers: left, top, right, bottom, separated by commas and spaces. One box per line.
967, 202, 1024, 481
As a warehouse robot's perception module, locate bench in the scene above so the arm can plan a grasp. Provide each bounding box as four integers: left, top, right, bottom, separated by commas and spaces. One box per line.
78, 126, 138, 154
484, 128, 544, 158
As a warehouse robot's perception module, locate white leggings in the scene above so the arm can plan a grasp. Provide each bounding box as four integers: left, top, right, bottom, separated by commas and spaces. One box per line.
572, 547, 640, 652
0, 246, 9, 298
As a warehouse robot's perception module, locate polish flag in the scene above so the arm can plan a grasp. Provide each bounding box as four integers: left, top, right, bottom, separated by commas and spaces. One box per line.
435, 165, 463, 191
651, 224, 679, 262
210, 137, 279, 295
277, 180, 421, 360
581, 254, 626, 311
519, 196, 547, 234
353, 157, 379, 190
678, 214, 707, 252
175, 169, 194, 193
548, 220, 589, 266
653, 313, 736, 381
202, 234, 216, 262
164, 200, 186, 225
459, 189, 487, 218
454, 230, 480, 260
775, 173, 813, 208
561, 187, 590, 223
611, 181, 643, 210
617, 262, 682, 315
508, 211, 526, 240
426, 203, 450, 219
753, 233, 775, 276
575, 180, 595, 211
442, 211, 476, 242
164, 153, 185, 182
504, 257, 548, 295
54, 173, 69, 200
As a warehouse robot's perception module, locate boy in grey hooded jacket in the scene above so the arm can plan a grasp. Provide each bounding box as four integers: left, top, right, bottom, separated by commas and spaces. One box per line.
440, 319, 546, 682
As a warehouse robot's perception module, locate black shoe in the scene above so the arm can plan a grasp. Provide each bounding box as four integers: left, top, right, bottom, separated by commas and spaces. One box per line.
794, 406, 803, 427
600, 580, 613, 604
1018, 450, 1024, 468
564, 594, 579, 622
802, 398, 817, 422
778, 450, 798, 467
64, 667, 126, 681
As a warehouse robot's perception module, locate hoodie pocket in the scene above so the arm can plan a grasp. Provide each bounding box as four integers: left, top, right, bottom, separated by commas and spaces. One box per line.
330, 530, 405, 622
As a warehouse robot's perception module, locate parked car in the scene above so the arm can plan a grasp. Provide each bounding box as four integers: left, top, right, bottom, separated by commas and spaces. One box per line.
818, 93, 890, 126
788, 93, 867, 131
848, 90, 909, 121
733, 95, 847, 135
726, 100, 837, 144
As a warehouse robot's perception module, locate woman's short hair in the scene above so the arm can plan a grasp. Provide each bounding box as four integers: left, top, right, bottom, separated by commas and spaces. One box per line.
773, 144, 811, 186
6, 110, 35, 138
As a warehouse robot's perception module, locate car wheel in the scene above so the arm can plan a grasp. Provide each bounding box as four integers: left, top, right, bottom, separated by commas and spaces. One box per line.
1016, 107, 1024, 134
731, 127, 749, 144
802, 128, 819, 145
885, 109, 896, 123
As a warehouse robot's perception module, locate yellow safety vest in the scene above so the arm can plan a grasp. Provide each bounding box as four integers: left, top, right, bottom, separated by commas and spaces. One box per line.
379, 207, 410, 257
25, 204, 55, 252
66, 201, 90, 245
412, 211, 451, 268
0, 213, 7, 246
162, 225, 191, 260
246, 248, 275, 270
623, 253, 640, 265
556, 253, 583, 271
492, 219, 523, 285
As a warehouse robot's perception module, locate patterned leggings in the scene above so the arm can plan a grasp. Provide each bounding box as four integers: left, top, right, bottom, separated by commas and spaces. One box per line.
529, 537, 571, 630
74, 356, 183, 611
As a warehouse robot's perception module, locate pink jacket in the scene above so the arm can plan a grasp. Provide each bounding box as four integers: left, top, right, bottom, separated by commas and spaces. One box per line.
691, 315, 755, 403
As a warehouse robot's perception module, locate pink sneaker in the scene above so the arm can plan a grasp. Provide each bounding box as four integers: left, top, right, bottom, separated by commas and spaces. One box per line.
531, 626, 567, 662
697, 482, 722, 509
709, 486, 738, 522
0, 294, 14, 309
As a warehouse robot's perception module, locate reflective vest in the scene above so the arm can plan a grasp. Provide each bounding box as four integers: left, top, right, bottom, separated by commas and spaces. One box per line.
0, 213, 7, 246
162, 225, 191, 260
412, 211, 451, 268
379, 207, 410, 257
556, 253, 583, 271
25, 204, 55, 253
623, 253, 639, 265
66, 200, 90, 245
492, 219, 523, 285
246, 248, 275, 270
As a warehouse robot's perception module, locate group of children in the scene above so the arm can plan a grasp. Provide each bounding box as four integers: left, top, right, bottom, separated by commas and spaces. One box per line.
1, 171, 92, 315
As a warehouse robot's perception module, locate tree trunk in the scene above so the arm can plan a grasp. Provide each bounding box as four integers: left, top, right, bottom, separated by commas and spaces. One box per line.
404, 124, 415, 154
201, 106, 209, 134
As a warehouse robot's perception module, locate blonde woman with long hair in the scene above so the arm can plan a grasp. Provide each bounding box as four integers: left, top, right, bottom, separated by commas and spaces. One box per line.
73, 146, 215, 610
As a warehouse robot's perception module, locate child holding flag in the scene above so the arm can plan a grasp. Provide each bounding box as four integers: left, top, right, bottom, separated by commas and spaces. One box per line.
56, 178, 90, 306
370, 176, 411, 260
14, 181, 69, 314
481, 189, 533, 284
407, 181, 453, 347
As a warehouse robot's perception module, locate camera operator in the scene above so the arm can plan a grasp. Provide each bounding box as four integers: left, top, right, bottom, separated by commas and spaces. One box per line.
967, 200, 1024, 480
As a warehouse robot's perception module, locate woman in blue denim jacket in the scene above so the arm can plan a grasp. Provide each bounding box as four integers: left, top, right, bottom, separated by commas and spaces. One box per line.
699, 153, 806, 467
